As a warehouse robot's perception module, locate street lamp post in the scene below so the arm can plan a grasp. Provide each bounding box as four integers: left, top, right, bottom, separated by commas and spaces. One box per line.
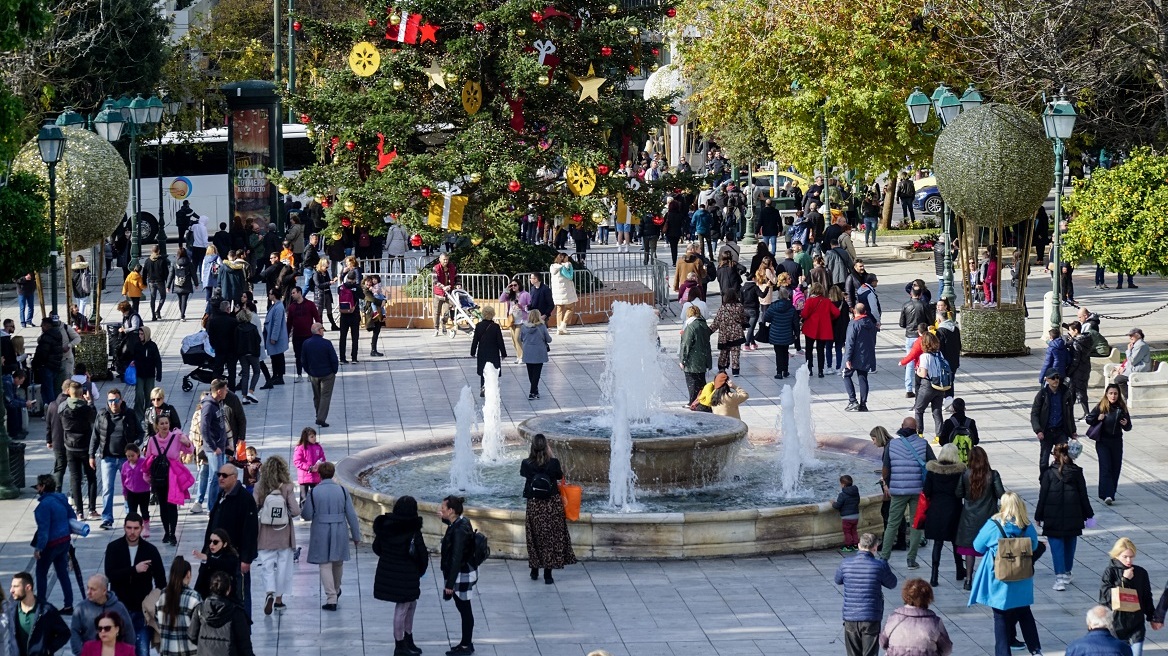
37, 123, 67, 318
1042, 94, 1078, 329
100, 95, 160, 263
904, 84, 982, 307
156, 96, 182, 257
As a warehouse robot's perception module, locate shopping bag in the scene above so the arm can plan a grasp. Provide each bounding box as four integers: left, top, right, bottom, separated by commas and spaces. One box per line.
559, 479, 582, 522
1111, 584, 1141, 613
912, 492, 929, 530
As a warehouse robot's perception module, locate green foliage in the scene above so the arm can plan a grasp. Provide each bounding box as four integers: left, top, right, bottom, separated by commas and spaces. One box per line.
0, 0, 50, 50
1062, 148, 1168, 276
286, 0, 693, 246
0, 172, 51, 280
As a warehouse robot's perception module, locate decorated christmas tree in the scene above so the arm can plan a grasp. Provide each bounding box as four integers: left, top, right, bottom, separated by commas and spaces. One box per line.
285, 0, 697, 269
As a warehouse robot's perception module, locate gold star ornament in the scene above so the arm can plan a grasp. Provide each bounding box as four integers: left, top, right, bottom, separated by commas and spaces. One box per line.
424, 62, 447, 89
568, 64, 606, 103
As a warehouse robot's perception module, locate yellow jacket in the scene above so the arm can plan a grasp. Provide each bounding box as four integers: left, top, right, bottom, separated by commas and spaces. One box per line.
122, 271, 146, 298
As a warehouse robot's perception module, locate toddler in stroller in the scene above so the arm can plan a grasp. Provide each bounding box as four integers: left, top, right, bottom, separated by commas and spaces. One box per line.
179, 330, 217, 392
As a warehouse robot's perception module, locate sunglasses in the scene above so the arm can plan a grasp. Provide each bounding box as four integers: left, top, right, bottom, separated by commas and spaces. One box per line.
152, 398, 164, 403
216, 472, 233, 478
209, 539, 222, 545
107, 399, 121, 404
97, 625, 116, 633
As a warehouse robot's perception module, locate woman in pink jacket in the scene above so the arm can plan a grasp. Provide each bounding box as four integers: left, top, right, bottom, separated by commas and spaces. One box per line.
143, 415, 194, 546
292, 427, 326, 504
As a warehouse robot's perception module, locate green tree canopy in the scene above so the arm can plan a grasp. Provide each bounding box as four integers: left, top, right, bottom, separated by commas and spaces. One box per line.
0, 171, 50, 279
1063, 147, 1168, 276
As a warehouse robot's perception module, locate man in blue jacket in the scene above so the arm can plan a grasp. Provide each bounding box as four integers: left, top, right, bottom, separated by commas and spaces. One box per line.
32, 474, 75, 613
6, 571, 71, 656
527, 273, 554, 321
302, 323, 339, 428
834, 533, 897, 656
878, 417, 935, 567
1065, 606, 1134, 656
843, 303, 877, 412
198, 380, 230, 513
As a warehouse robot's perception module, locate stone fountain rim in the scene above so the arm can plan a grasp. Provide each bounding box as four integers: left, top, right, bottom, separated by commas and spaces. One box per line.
515, 410, 748, 445
336, 432, 883, 522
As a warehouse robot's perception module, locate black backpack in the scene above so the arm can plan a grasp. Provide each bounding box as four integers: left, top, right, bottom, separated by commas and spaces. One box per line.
150, 434, 176, 493
529, 471, 555, 500
236, 321, 261, 358
469, 529, 490, 568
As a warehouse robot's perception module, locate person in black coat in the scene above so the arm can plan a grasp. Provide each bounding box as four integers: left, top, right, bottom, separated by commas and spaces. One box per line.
921, 445, 966, 587
663, 198, 688, 265
103, 513, 166, 640
1034, 443, 1094, 590
1030, 371, 1078, 479
1098, 537, 1156, 651
1086, 384, 1132, 504
372, 496, 428, 656
193, 528, 244, 604
527, 273, 554, 320
470, 306, 507, 397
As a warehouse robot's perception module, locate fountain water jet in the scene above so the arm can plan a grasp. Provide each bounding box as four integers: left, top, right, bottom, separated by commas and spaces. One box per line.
792, 368, 819, 465
480, 363, 504, 463
777, 384, 803, 497
449, 386, 481, 491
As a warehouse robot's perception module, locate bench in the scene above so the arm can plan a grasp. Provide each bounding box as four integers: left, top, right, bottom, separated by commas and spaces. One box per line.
1126, 362, 1168, 411
1090, 348, 1123, 388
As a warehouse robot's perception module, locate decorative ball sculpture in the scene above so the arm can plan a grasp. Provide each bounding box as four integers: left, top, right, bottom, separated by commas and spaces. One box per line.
13, 127, 129, 250
933, 103, 1054, 228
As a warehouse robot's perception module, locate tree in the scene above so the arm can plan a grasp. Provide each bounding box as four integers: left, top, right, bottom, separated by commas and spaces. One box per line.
1062, 148, 1168, 276
676, 0, 961, 181
285, 0, 695, 256
0, 0, 50, 165
0, 171, 50, 279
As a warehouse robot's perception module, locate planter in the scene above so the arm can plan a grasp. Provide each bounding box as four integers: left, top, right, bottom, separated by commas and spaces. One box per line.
894, 247, 934, 261
959, 306, 1029, 356
75, 331, 111, 380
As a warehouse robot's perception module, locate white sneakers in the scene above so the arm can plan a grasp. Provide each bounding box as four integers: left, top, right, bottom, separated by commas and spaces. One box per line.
1053, 572, 1073, 591
189, 502, 204, 515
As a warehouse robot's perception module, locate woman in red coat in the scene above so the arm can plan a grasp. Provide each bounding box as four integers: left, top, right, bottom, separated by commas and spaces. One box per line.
800, 282, 840, 378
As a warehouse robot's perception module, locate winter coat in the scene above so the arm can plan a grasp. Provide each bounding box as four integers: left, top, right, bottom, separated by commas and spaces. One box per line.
32, 329, 63, 373
193, 552, 241, 603
1064, 629, 1135, 656
71, 264, 92, 300
301, 479, 361, 564
899, 299, 932, 338
470, 319, 507, 376
301, 335, 338, 378
709, 302, 745, 348
800, 295, 839, 341
217, 260, 247, 306
1034, 462, 1093, 537
679, 316, 712, 373
936, 320, 961, 371
253, 483, 300, 552
953, 469, 1004, 549
168, 256, 196, 294
440, 516, 475, 590
1065, 333, 1093, 385
4, 599, 70, 656
549, 263, 577, 305
104, 536, 166, 613
1029, 385, 1077, 436
59, 398, 96, 454
833, 551, 897, 622
823, 247, 853, 287
856, 284, 881, 325
843, 314, 877, 372
384, 224, 408, 257
262, 300, 289, 356
188, 595, 253, 656
937, 414, 979, 449
133, 339, 163, 380
1098, 559, 1155, 643
122, 271, 146, 299
710, 387, 749, 419
884, 432, 935, 497
33, 491, 73, 553
284, 223, 305, 255
1085, 403, 1132, 441
831, 299, 850, 346
528, 284, 554, 319
879, 606, 953, 656
143, 430, 195, 506
143, 254, 171, 284
203, 483, 258, 564
519, 323, 552, 364
922, 460, 966, 541
765, 298, 798, 346
293, 443, 326, 485
716, 263, 745, 300
673, 254, 706, 293
92, 407, 143, 460
372, 513, 429, 603
967, 519, 1038, 610
70, 591, 136, 655
1038, 339, 1071, 385
200, 254, 220, 292
832, 485, 860, 518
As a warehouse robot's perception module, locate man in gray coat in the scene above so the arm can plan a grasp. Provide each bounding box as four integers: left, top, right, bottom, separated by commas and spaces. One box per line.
301, 462, 360, 611
70, 574, 135, 655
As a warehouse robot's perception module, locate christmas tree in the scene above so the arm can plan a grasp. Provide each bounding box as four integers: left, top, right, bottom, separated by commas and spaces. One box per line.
286, 0, 697, 268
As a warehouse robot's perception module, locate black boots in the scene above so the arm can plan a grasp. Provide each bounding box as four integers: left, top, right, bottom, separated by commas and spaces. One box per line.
404, 633, 422, 655
529, 568, 538, 580
395, 635, 422, 655
929, 561, 940, 587
543, 568, 554, 585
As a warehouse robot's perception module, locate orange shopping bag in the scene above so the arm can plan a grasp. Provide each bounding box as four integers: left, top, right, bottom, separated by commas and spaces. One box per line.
559, 479, 582, 522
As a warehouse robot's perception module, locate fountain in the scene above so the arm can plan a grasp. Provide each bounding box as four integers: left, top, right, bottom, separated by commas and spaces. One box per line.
777, 384, 803, 497
449, 386, 480, 492
792, 368, 819, 465
479, 364, 504, 463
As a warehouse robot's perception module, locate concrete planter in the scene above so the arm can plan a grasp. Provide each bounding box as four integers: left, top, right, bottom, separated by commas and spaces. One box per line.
893, 247, 934, 261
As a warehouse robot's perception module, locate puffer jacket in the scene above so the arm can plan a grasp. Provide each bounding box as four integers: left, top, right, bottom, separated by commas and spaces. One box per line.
1037, 338, 1071, 385
765, 298, 798, 346
1098, 559, 1155, 643
879, 605, 954, 656
372, 513, 429, 603
1034, 462, 1093, 537
833, 551, 897, 622
886, 432, 934, 497
188, 594, 253, 656
832, 485, 860, 517
33, 491, 73, 552
1065, 333, 1093, 385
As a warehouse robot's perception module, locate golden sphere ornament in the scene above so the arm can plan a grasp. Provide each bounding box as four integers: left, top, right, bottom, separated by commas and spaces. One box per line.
649, 63, 659, 72
517, 28, 526, 37
588, 114, 599, 125
444, 72, 458, 83
343, 200, 356, 212
468, 172, 482, 183
627, 25, 639, 36
389, 13, 401, 25
591, 211, 604, 222
278, 184, 290, 195
661, 103, 671, 112
305, 126, 316, 139
392, 79, 405, 91
537, 74, 550, 86
607, 3, 618, 13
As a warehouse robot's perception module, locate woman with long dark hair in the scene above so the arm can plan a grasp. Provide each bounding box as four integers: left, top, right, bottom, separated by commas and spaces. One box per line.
192, 528, 243, 603
922, 444, 965, 588
520, 433, 577, 584
953, 446, 1003, 591
156, 556, 201, 656
1085, 383, 1132, 504
143, 415, 194, 545
168, 246, 196, 321
373, 496, 428, 656
1035, 442, 1094, 592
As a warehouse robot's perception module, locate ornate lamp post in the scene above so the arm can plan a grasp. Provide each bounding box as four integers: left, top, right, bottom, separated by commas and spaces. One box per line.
36, 123, 67, 318
904, 83, 982, 307
98, 94, 161, 263
1042, 94, 1078, 329
155, 95, 182, 256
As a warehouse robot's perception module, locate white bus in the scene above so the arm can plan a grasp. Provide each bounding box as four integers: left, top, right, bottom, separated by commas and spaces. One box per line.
131, 123, 314, 243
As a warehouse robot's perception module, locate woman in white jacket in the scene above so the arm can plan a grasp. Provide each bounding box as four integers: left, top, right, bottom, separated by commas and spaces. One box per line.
549, 253, 578, 335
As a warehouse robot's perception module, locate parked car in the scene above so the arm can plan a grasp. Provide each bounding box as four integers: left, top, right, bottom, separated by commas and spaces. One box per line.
912, 175, 943, 215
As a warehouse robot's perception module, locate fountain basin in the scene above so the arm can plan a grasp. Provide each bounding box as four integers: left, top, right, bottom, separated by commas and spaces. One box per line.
336, 434, 886, 560
517, 411, 748, 488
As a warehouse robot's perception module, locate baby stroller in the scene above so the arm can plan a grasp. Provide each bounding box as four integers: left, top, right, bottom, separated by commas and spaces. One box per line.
180, 331, 216, 392
447, 288, 481, 338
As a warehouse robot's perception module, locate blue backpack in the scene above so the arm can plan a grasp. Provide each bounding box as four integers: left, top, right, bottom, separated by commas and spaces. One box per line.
930, 354, 953, 391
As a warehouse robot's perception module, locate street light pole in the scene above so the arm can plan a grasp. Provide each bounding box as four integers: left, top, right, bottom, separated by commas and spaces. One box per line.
1042, 93, 1077, 330
37, 122, 67, 318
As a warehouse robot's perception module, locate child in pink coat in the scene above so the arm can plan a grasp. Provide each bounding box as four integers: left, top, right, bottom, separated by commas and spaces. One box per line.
121, 444, 153, 536
293, 426, 326, 504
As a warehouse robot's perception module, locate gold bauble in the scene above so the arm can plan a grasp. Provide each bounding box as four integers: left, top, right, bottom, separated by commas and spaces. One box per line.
588, 114, 599, 125
649, 63, 659, 72
469, 172, 482, 183
278, 184, 290, 195
444, 72, 458, 83
343, 200, 356, 212
537, 74, 550, 86
607, 3, 618, 13
516, 28, 526, 37
314, 195, 325, 203
389, 13, 401, 25
392, 79, 405, 91
591, 211, 604, 221
661, 103, 671, 112
627, 26, 639, 36
305, 126, 315, 139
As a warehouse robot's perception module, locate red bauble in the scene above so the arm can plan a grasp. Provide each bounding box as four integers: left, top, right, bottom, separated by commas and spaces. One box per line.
345, 140, 356, 150
597, 164, 610, 175
668, 114, 679, 125
508, 180, 522, 192
321, 199, 331, 208
299, 113, 310, 124
628, 65, 638, 73
666, 7, 677, 17
600, 46, 612, 56
474, 21, 486, 31
293, 21, 301, 31
572, 213, 583, 223
368, 18, 377, 26
531, 10, 544, 22
421, 187, 432, 198
651, 47, 660, 56
341, 217, 352, 228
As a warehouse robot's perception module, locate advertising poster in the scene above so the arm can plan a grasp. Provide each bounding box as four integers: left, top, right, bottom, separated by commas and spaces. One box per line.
232, 108, 272, 230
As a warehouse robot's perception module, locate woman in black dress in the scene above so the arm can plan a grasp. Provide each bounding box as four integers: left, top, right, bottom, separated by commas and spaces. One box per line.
520, 433, 577, 584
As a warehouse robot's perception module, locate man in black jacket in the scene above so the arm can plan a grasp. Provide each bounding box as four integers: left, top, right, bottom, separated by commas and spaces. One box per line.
103, 514, 164, 656
58, 382, 97, 519
527, 273, 554, 320
44, 382, 69, 491
203, 464, 258, 618
259, 252, 295, 305
5, 571, 71, 656
32, 319, 64, 409
1030, 369, 1078, 479
898, 287, 932, 398
141, 246, 171, 321
206, 302, 239, 385
92, 388, 144, 529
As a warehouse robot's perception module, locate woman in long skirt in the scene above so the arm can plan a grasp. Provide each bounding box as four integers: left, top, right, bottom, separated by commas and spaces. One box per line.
519, 433, 577, 584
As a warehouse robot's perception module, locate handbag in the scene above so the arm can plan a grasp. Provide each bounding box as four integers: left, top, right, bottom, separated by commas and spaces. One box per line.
754, 320, 771, 344
912, 492, 929, 530
1111, 579, 1142, 613
1086, 421, 1103, 441
559, 479, 582, 522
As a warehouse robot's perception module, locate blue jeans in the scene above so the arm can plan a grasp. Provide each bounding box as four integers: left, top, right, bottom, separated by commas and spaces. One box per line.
904, 337, 916, 392
204, 450, 227, 511
1048, 536, 1076, 575
39, 368, 57, 408
101, 456, 128, 524
130, 611, 149, 656
863, 218, 877, 245
762, 235, 778, 255
1095, 266, 1106, 286
19, 292, 35, 325
1131, 640, 1145, 656
844, 368, 868, 404
35, 541, 74, 608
